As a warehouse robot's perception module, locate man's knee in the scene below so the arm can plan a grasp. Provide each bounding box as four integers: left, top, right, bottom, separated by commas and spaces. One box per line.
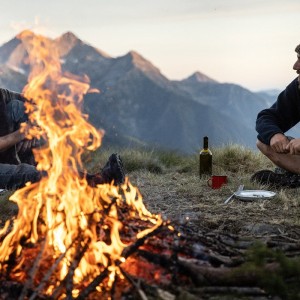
256, 139, 270, 155
1, 163, 41, 190
256, 139, 284, 167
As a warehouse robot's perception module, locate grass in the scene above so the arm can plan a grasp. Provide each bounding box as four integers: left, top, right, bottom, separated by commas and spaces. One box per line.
1, 144, 300, 298
80, 143, 300, 233
0, 190, 18, 226
1, 143, 300, 231
238, 242, 300, 299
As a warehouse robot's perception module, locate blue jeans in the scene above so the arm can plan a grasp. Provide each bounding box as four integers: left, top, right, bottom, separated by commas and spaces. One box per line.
0, 163, 41, 189
0, 100, 41, 189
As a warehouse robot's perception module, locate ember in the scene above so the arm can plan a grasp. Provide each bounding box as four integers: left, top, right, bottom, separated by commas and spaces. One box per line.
0, 30, 165, 298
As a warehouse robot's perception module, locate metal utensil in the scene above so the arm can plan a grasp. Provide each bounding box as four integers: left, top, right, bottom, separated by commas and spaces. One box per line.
224, 184, 244, 204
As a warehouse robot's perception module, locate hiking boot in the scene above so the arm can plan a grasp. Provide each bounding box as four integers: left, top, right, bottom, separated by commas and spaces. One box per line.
84, 154, 125, 187
251, 169, 300, 188
274, 167, 288, 175
100, 153, 125, 185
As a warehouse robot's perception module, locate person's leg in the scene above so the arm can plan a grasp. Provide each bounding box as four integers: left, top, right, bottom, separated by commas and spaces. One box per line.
0, 163, 41, 190
83, 153, 125, 186
252, 140, 300, 188
257, 139, 300, 174
0, 153, 125, 190
100, 153, 125, 185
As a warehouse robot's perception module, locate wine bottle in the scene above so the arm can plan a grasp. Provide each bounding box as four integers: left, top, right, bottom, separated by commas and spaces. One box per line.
199, 136, 212, 178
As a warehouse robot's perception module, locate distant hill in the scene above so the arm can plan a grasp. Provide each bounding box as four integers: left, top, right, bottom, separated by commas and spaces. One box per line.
183, 71, 218, 84
174, 77, 271, 133
0, 31, 272, 153
255, 89, 280, 107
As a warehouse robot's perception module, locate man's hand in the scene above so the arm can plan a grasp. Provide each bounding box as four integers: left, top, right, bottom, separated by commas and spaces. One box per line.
286, 138, 300, 155
270, 133, 290, 153
15, 122, 39, 153
16, 138, 38, 153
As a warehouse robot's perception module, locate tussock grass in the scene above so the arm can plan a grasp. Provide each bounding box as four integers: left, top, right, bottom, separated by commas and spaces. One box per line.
85, 143, 272, 176
213, 143, 273, 174
84, 147, 195, 174
0, 191, 18, 226
1, 144, 300, 234
0, 144, 299, 299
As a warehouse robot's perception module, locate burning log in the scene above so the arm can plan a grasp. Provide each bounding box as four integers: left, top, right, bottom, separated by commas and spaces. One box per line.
1, 219, 300, 299
0, 30, 165, 299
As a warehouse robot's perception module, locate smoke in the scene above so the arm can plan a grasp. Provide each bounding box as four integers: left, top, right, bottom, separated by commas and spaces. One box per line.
10, 17, 56, 40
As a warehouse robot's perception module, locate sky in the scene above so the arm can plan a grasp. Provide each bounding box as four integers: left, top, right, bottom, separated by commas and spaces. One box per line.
0, 0, 299, 91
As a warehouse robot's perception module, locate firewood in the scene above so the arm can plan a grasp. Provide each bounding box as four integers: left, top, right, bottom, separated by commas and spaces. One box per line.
65, 237, 91, 299
76, 268, 109, 300
191, 286, 267, 296
120, 267, 148, 300
177, 257, 280, 287
121, 223, 165, 259
29, 251, 67, 300
18, 238, 47, 300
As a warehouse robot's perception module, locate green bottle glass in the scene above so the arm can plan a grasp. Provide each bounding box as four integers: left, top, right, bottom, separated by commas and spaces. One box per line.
199, 136, 212, 178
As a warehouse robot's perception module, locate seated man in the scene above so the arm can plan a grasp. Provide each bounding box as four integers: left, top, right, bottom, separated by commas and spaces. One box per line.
0, 88, 124, 190
251, 43, 300, 188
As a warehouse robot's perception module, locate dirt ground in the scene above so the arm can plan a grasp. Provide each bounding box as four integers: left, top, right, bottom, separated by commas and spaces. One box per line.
129, 169, 300, 239
0, 169, 300, 299
1, 168, 299, 241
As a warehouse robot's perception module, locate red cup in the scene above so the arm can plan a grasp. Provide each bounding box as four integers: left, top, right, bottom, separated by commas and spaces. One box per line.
207, 175, 227, 189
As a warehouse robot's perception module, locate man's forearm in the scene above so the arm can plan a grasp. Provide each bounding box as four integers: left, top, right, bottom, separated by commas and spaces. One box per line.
0, 130, 24, 152
0, 88, 25, 104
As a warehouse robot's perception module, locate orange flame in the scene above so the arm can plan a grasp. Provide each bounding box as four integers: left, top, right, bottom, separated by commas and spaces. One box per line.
0, 30, 162, 294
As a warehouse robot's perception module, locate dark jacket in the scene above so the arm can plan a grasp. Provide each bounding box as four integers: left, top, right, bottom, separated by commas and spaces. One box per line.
0, 88, 25, 163
256, 78, 300, 145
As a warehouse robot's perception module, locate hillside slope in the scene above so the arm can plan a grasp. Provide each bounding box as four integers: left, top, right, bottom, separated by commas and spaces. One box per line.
0, 31, 269, 152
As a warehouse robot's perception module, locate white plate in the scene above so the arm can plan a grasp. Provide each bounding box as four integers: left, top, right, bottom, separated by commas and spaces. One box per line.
235, 190, 276, 201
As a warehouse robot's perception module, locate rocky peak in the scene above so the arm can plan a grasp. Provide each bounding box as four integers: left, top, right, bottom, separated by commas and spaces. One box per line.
55, 31, 82, 57
56, 31, 110, 59
184, 71, 218, 84
122, 51, 156, 72
123, 51, 168, 84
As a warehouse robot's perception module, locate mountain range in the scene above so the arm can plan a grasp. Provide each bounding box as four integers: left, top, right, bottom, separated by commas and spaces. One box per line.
0, 31, 280, 153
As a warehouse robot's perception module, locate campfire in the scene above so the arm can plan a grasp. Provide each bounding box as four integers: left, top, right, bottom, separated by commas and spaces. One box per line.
0, 30, 169, 299
2, 30, 298, 300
